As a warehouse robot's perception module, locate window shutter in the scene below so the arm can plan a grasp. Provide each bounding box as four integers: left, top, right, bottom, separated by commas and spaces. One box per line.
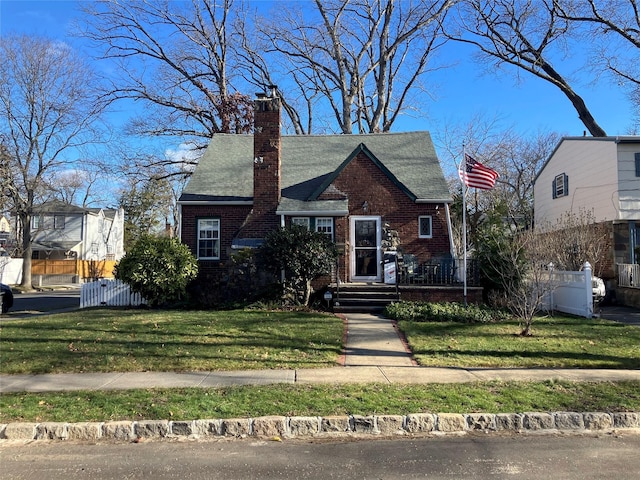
635, 153, 640, 177
552, 178, 557, 199
563, 174, 569, 196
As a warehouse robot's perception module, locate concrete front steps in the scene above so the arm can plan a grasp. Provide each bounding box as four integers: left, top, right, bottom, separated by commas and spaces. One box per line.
331, 283, 400, 313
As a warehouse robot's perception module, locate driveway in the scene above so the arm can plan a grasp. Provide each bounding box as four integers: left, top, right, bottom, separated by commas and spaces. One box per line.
599, 304, 640, 327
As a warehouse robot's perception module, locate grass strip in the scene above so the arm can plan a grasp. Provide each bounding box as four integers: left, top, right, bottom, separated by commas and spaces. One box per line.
1, 381, 639, 423
398, 315, 640, 368
0, 309, 344, 374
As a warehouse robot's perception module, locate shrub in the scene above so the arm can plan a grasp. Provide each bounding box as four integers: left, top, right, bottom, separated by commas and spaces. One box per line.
384, 301, 510, 323
259, 225, 338, 306
115, 235, 198, 307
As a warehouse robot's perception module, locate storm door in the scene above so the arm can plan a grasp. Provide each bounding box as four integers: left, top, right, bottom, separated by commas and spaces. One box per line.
350, 216, 381, 282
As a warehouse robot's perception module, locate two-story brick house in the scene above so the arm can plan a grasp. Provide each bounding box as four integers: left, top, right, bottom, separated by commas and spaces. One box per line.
179, 90, 455, 298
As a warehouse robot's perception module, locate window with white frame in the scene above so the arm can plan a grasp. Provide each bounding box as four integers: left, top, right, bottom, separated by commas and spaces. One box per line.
31, 216, 41, 230
315, 217, 333, 240
418, 216, 432, 238
291, 217, 310, 229
197, 218, 220, 260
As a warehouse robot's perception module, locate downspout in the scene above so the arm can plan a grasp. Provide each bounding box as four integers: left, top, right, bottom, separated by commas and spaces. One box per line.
445, 202, 458, 288
445, 203, 455, 258
280, 213, 285, 283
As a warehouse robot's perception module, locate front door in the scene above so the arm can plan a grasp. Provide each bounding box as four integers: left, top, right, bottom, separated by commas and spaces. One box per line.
350, 216, 381, 282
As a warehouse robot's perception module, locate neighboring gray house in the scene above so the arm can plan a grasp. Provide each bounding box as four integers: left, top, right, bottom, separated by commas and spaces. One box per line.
31, 201, 125, 261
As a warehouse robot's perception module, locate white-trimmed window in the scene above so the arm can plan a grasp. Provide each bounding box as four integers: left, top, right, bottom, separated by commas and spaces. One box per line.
315, 217, 334, 240
197, 219, 220, 260
291, 217, 310, 229
418, 216, 432, 238
31, 216, 41, 230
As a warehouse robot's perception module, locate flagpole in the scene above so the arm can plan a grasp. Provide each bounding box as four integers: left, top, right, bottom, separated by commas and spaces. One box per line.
461, 146, 468, 307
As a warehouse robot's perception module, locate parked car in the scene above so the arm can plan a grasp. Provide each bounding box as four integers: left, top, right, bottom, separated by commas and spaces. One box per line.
592, 276, 606, 304
1, 283, 13, 313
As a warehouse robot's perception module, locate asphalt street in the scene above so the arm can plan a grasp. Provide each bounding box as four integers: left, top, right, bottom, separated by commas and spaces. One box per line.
1, 288, 80, 318
1, 433, 639, 479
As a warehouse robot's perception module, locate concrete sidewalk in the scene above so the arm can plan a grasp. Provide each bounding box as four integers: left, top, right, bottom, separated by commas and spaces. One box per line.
1, 312, 639, 394
2, 367, 640, 393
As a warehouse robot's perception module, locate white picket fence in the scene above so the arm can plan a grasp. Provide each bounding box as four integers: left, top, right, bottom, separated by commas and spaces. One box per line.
80, 279, 147, 308
541, 262, 594, 318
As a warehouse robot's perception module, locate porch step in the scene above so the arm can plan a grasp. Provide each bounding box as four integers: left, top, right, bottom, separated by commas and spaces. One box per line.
331, 284, 399, 313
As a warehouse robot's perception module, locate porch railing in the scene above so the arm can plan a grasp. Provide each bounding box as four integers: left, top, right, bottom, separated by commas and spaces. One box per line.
618, 263, 640, 289
397, 256, 480, 286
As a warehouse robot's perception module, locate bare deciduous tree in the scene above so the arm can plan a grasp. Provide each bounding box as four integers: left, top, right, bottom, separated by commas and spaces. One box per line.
438, 116, 559, 255
249, 0, 455, 133
536, 209, 611, 277
554, 0, 640, 121
450, 0, 607, 136
0, 35, 106, 290
477, 223, 557, 336
78, 0, 254, 147
44, 162, 110, 208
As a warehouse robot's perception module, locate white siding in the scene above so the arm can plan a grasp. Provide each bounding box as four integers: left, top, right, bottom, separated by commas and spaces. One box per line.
32, 213, 83, 245
534, 139, 619, 227
617, 144, 640, 221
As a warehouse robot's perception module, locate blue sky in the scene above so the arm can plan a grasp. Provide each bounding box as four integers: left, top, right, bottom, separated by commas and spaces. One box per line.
1, 0, 635, 162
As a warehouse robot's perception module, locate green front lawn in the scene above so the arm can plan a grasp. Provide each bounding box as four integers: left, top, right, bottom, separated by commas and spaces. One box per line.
398, 315, 640, 369
2, 381, 639, 423
0, 309, 344, 374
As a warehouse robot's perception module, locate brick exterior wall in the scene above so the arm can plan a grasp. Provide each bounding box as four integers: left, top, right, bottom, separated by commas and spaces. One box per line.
180, 204, 252, 279
324, 151, 451, 282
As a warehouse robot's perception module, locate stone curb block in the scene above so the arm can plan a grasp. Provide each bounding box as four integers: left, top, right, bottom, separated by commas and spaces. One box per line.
1, 412, 638, 442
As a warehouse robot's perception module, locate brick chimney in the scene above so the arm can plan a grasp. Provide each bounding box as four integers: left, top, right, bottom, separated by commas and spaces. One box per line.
251, 86, 281, 235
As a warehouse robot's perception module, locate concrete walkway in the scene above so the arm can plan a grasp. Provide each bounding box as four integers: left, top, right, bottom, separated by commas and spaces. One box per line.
1, 312, 639, 394
343, 313, 415, 367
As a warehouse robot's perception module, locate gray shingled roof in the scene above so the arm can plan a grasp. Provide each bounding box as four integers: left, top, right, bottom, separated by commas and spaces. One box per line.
180, 131, 451, 204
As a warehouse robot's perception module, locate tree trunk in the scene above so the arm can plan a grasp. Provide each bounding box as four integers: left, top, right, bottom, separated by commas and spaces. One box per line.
303, 279, 312, 306
520, 322, 532, 337
20, 211, 33, 291
541, 63, 608, 137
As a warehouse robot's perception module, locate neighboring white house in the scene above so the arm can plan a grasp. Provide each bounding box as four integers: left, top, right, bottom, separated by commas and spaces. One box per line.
31, 201, 125, 261
0, 215, 12, 254
533, 136, 640, 277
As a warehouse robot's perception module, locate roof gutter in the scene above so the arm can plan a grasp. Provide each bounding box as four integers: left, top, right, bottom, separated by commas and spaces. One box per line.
276, 209, 350, 216
415, 198, 453, 204
177, 200, 253, 206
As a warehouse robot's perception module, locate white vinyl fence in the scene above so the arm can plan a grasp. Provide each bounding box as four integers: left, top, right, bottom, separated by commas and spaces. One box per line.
541, 262, 594, 318
80, 279, 147, 308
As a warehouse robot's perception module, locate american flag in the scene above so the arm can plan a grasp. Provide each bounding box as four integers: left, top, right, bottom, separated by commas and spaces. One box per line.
459, 154, 499, 190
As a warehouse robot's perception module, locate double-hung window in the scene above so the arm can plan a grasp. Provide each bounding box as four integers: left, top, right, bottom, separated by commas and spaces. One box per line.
197, 219, 220, 260
315, 217, 334, 240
